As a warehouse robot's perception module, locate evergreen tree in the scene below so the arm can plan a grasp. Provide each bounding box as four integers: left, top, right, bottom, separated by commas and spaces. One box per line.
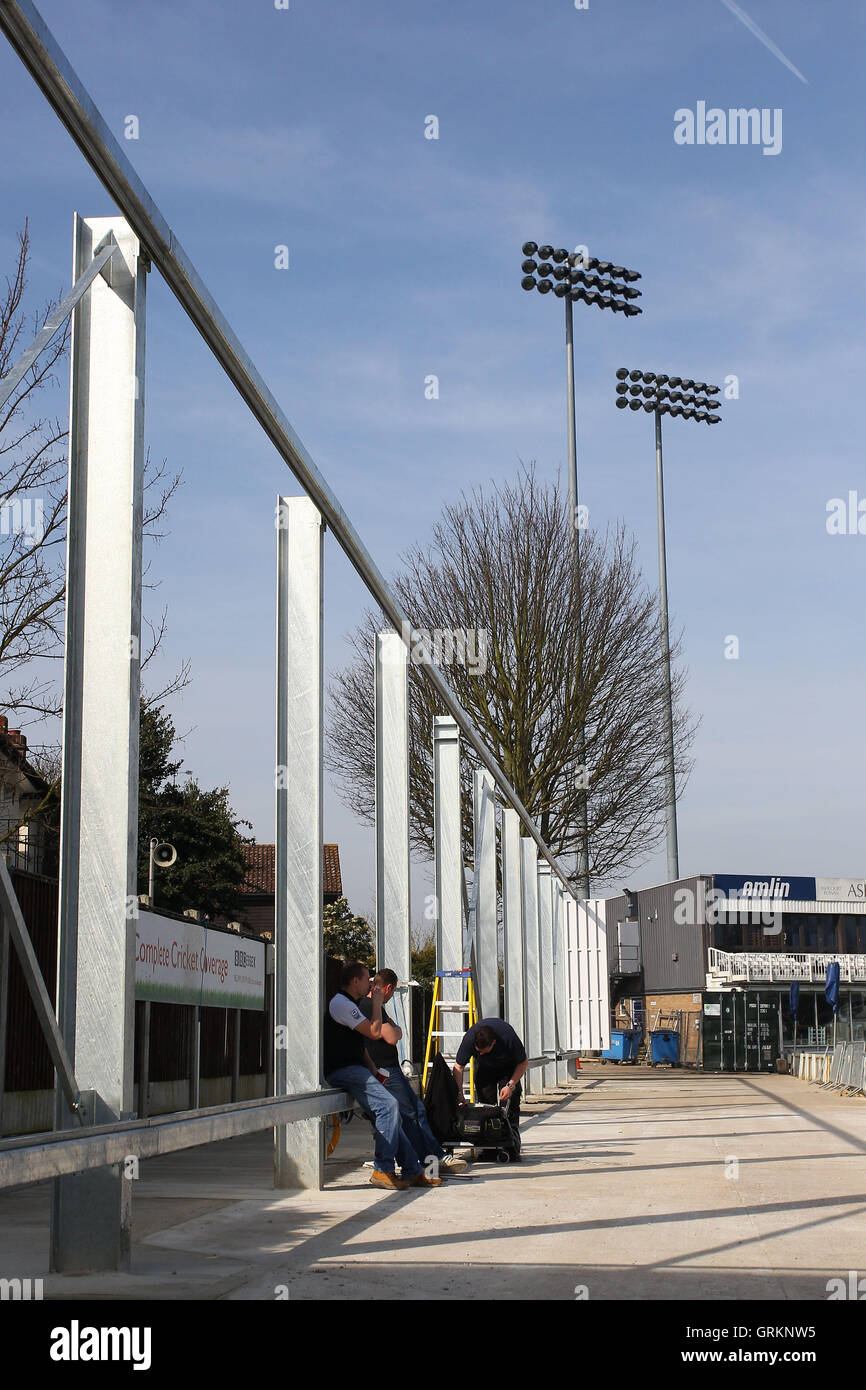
138, 702, 251, 918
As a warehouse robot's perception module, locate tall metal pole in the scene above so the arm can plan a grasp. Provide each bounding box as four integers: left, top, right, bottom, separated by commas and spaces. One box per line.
274, 495, 324, 1188
433, 717, 464, 1050
50, 214, 146, 1274
501, 810, 525, 1040
472, 769, 498, 1021
565, 296, 591, 899
654, 409, 679, 880
375, 632, 412, 1062
520, 838, 542, 1094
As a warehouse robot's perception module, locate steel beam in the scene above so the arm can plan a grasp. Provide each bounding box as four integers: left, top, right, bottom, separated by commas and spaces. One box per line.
375, 632, 412, 1062
501, 811, 524, 1041
537, 863, 557, 1087
0, 233, 117, 410
51, 214, 145, 1275
275, 496, 324, 1188
0, 0, 576, 897
231, 1009, 241, 1104
553, 884, 570, 1084
189, 1005, 200, 1111
433, 717, 464, 1048
0, 856, 79, 1114
0, 908, 7, 1135
138, 1001, 150, 1120
472, 771, 498, 1020
521, 838, 542, 1094
0, 1087, 354, 1191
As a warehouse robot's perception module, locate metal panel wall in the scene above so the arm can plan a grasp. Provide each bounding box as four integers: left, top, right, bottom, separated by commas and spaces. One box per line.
610, 876, 707, 993
567, 898, 610, 1052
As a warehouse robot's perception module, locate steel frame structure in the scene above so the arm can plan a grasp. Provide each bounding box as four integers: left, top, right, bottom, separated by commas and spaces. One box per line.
0, 0, 597, 1271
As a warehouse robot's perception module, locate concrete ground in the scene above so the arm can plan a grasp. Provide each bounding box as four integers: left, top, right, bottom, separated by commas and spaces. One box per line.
1, 1065, 864, 1300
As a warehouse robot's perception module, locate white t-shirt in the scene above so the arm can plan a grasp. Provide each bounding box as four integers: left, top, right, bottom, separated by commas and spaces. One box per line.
328, 994, 367, 1030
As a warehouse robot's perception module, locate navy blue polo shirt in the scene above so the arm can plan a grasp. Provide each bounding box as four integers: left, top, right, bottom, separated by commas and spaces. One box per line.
455, 1017, 526, 1080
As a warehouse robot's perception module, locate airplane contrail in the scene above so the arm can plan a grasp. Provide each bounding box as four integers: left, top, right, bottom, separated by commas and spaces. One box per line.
719, 0, 809, 85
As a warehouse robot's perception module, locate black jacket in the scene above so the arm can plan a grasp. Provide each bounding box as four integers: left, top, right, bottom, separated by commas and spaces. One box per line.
423, 1052, 461, 1143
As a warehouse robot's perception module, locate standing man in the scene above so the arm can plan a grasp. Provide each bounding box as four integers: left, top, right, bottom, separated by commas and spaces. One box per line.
357, 969, 468, 1176
324, 961, 440, 1191
453, 1019, 529, 1157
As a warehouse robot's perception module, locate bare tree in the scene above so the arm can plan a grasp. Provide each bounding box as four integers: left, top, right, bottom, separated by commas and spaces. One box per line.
0, 222, 191, 857
0, 222, 189, 729
0, 220, 69, 721
327, 467, 697, 890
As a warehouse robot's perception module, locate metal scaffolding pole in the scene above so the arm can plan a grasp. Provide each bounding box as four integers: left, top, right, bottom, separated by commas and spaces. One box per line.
472, 770, 498, 1020
433, 717, 464, 1049
275, 496, 324, 1188
538, 863, 557, 1088
521, 838, 542, 1094
501, 811, 525, 1041
50, 214, 146, 1274
375, 632, 412, 1063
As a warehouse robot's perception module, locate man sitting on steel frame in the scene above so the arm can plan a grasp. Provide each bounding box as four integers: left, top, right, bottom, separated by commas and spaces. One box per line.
452, 1019, 529, 1158
356, 968, 468, 1177
324, 961, 441, 1191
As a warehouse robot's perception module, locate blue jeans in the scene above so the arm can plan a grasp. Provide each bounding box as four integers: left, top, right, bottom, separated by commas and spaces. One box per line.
326, 1065, 422, 1177
383, 1065, 446, 1166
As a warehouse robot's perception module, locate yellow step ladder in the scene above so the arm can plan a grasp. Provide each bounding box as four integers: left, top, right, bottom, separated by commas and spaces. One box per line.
422, 968, 478, 1101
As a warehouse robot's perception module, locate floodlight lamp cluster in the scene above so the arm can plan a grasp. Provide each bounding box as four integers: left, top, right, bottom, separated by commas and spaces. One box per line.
614, 367, 722, 423
520, 241, 642, 315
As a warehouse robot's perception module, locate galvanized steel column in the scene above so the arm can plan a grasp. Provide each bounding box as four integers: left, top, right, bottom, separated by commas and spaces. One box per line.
50, 215, 146, 1272
521, 838, 542, 1094
472, 770, 498, 1020
433, 717, 464, 1052
375, 632, 412, 1063
538, 863, 557, 1088
501, 811, 524, 1041
275, 495, 324, 1188
553, 885, 569, 1083
0, 913, 8, 1135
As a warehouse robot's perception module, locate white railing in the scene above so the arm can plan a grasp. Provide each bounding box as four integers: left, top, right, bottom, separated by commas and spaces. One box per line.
707, 949, 866, 984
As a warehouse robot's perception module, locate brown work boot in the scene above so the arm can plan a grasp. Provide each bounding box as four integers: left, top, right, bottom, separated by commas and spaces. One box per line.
369, 1170, 408, 1191
409, 1174, 442, 1187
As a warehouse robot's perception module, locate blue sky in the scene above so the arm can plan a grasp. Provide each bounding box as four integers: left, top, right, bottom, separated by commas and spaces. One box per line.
1, 0, 865, 915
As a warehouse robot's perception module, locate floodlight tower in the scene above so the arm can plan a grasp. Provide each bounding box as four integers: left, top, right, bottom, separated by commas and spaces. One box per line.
521, 243, 642, 897
614, 368, 723, 881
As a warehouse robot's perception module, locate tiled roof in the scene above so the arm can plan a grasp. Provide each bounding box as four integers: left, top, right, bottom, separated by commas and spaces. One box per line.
241, 842, 342, 898
323, 843, 342, 898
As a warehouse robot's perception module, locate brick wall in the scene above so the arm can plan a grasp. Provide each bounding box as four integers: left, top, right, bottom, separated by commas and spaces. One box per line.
643, 990, 704, 1065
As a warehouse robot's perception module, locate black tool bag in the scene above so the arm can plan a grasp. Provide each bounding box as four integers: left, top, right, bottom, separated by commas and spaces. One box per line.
456, 1102, 513, 1145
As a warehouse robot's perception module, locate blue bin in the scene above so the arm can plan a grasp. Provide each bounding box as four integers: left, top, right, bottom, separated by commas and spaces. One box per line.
650, 1030, 680, 1065
627, 1029, 642, 1061
602, 1030, 631, 1062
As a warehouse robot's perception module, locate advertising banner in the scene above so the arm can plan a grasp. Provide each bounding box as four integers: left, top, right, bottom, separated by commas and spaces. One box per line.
135, 910, 265, 1010
815, 877, 866, 904
713, 873, 816, 901
715, 874, 866, 905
